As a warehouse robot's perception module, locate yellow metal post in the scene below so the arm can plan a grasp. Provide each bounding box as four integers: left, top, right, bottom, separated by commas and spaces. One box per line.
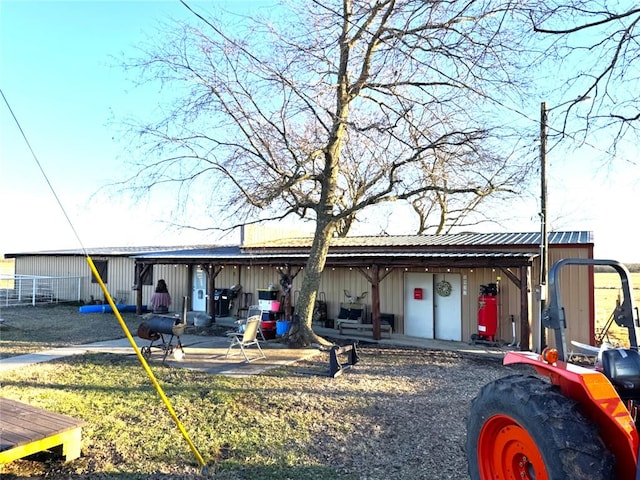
86, 256, 207, 471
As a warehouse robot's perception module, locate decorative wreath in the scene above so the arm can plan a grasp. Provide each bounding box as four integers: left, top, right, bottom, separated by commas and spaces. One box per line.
436, 280, 452, 297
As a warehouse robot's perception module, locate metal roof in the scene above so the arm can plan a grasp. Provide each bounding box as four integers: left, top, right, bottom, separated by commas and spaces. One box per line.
127, 231, 589, 268
4, 245, 217, 258
135, 249, 536, 261
244, 231, 593, 248
6, 232, 591, 269
133, 248, 538, 269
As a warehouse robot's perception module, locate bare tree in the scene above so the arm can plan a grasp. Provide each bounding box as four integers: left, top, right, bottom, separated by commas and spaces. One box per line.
529, 2, 640, 155
407, 121, 528, 234
124, 0, 533, 346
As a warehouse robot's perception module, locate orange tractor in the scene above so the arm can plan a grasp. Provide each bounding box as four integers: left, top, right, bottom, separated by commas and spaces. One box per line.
466, 258, 640, 479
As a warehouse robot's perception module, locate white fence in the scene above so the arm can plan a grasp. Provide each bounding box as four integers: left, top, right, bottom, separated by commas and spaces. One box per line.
0, 275, 83, 306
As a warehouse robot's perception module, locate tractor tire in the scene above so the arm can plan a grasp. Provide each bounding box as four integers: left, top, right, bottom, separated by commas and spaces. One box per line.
466, 374, 614, 480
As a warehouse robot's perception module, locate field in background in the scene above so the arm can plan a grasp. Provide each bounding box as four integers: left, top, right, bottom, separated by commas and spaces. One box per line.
0, 258, 15, 273
595, 272, 640, 347
0, 258, 15, 289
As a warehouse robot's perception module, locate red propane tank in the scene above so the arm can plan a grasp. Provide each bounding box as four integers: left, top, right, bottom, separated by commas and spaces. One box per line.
477, 295, 498, 341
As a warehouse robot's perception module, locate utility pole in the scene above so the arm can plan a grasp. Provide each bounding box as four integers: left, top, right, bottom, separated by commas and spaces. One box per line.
537, 96, 590, 352
539, 101, 548, 352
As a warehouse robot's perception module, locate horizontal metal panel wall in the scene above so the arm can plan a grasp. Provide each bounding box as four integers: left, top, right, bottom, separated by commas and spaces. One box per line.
142, 264, 190, 311
13, 245, 592, 348
15, 255, 93, 302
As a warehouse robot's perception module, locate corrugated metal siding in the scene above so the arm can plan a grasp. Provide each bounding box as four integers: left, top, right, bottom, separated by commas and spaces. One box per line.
204, 265, 292, 314
15, 255, 94, 302
546, 247, 593, 348
464, 267, 507, 341
318, 268, 372, 317
236, 266, 285, 306
144, 264, 190, 310
13, 243, 593, 350
15, 255, 86, 277
14, 256, 194, 309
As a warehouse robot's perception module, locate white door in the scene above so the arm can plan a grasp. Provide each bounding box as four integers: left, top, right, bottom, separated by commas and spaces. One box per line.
192, 267, 207, 312
434, 273, 462, 341
404, 272, 434, 338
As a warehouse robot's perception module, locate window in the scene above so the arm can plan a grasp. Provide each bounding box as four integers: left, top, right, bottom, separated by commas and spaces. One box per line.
91, 260, 108, 284
134, 263, 154, 288
141, 265, 153, 286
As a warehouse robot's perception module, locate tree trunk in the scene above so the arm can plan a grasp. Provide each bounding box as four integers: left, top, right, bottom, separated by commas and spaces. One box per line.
287, 217, 336, 347
287, 7, 350, 347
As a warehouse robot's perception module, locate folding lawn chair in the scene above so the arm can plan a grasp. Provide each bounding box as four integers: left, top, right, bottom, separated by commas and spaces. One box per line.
246, 304, 266, 341
225, 315, 266, 362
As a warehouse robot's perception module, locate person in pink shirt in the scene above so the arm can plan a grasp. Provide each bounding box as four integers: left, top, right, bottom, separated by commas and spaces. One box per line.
150, 279, 171, 313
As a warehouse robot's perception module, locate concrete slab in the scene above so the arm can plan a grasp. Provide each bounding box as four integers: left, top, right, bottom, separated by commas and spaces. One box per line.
141, 334, 321, 377
0, 320, 509, 378
0, 334, 323, 377
313, 325, 508, 359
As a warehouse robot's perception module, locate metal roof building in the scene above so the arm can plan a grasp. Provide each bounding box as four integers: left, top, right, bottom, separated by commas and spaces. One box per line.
7, 231, 595, 351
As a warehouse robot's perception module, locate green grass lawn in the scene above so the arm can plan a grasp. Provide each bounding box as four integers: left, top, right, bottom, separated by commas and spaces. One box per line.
0, 304, 143, 358
2, 352, 356, 479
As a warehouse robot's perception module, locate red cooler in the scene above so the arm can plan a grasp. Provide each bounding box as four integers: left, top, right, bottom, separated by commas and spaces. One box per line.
261, 320, 276, 340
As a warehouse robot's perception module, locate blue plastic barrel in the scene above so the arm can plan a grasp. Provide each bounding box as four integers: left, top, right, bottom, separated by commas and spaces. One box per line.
79, 304, 145, 314
276, 320, 291, 336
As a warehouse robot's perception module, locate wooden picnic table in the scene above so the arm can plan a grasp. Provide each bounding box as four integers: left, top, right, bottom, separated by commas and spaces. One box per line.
0, 397, 86, 464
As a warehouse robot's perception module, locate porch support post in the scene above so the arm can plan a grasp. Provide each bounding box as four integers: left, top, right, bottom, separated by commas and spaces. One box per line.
134, 262, 150, 315
207, 264, 216, 320
520, 265, 530, 351
358, 265, 394, 341
371, 264, 381, 340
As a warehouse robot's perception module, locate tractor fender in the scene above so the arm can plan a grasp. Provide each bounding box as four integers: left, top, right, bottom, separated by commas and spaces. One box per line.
504, 351, 639, 478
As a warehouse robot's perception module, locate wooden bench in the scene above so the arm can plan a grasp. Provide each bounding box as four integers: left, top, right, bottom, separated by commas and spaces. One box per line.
0, 398, 86, 464
339, 322, 392, 338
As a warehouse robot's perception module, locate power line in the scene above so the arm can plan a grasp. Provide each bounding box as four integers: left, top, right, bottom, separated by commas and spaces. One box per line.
490, 95, 637, 166
0, 86, 208, 472
0, 87, 88, 255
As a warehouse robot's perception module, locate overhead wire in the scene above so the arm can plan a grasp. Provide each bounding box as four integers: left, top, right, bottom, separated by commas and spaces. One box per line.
0, 87, 208, 474
0, 88, 87, 254
487, 94, 638, 166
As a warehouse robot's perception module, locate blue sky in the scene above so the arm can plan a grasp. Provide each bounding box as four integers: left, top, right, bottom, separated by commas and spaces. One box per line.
1, 1, 638, 261
1, 0, 240, 253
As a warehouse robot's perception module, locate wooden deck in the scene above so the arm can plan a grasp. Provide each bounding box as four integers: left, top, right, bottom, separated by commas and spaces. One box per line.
0, 397, 86, 464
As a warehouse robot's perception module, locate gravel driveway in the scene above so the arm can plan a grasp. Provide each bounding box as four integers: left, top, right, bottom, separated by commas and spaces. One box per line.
283, 345, 530, 480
